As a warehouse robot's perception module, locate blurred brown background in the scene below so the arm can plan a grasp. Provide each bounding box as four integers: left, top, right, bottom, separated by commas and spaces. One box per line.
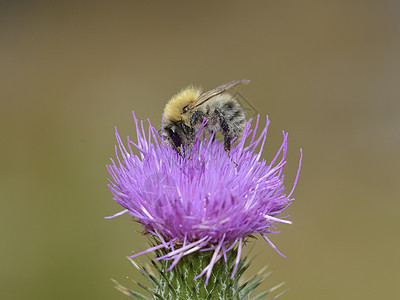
1, 1, 399, 299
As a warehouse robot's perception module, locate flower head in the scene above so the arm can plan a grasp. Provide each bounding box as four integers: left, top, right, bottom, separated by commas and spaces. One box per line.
107, 111, 302, 284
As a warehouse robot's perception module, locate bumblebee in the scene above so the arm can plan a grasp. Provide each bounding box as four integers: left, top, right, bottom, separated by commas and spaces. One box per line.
160, 80, 249, 156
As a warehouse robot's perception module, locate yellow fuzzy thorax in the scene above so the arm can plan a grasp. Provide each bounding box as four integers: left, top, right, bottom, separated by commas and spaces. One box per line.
163, 86, 202, 124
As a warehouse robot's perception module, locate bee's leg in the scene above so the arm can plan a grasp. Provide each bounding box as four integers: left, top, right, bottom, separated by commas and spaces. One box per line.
190, 110, 206, 126
185, 135, 194, 160
224, 136, 232, 152
216, 108, 238, 166
190, 111, 208, 155
187, 129, 195, 160
180, 123, 195, 159
172, 143, 184, 158
223, 136, 238, 166
191, 111, 208, 140
215, 108, 232, 152
210, 130, 217, 143
188, 143, 193, 159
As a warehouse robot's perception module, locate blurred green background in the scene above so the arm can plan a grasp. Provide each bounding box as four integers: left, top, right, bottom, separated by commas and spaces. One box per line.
1, 1, 399, 299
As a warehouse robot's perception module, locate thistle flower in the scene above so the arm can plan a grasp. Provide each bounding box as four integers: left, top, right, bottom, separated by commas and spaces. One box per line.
107, 111, 302, 287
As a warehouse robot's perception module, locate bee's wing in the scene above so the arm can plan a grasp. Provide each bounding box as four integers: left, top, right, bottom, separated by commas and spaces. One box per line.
186, 79, 250, 110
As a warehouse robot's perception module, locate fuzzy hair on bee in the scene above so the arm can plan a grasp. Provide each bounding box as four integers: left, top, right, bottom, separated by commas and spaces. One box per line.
160, 80, 249, 156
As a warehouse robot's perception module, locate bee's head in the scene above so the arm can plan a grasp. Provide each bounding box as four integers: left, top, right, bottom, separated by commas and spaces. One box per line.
161, 121, 193, 152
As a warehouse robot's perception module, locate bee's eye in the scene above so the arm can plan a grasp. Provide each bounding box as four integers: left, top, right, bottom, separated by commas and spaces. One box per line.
170, 132, 182, 148
166, 126, 182, 148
